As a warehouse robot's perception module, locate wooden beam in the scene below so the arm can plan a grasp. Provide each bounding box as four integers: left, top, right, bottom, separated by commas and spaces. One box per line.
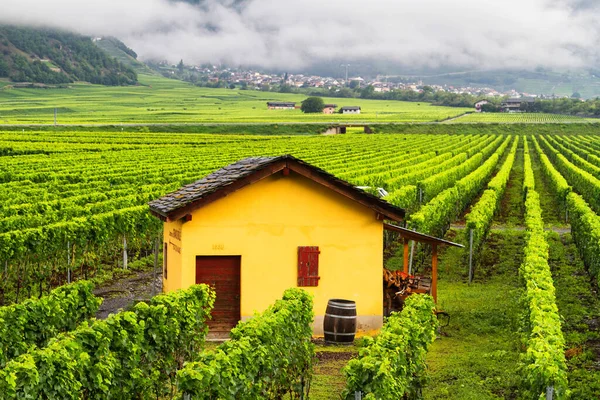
150, 209, 168, 222
383, 223, 464, 248
403, 238, 409, 274
432, 244, 438, 304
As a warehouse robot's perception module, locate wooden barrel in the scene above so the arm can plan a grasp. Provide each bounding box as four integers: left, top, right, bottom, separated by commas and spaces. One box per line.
323, 299, 357, 344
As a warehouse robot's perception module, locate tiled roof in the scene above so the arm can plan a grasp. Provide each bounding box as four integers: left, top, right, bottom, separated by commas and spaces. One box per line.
148, 155, 405, 221
149, 156, 279, 216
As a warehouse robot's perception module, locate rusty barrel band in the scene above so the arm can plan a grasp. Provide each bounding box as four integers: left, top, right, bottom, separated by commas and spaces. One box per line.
323, 331, 356, 336
324, 313, 356, 319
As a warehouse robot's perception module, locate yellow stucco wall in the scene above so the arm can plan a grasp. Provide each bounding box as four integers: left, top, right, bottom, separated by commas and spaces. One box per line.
162, 170, 384, 333
163, 219, 183, 293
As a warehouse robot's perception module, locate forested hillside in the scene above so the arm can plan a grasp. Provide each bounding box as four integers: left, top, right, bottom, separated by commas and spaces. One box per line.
0, 26, 137, 85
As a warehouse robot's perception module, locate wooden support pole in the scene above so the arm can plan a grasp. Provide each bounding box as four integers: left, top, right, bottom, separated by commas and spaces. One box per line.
409, 241, 415, 275
403, 238, 409, 274
468, 229, 474, 284
123, 237, 128, 270
153, 236, 159, 297
432, 244, 438, 304
67, 241, 71, 284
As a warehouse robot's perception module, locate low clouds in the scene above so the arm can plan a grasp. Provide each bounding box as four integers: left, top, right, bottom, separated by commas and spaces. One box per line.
1, 0, 599, 71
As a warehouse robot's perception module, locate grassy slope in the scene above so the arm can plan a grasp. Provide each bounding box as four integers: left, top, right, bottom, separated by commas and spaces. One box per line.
0, 74, 470, 124
93, 38, 153, 75
424, 231, 523, 400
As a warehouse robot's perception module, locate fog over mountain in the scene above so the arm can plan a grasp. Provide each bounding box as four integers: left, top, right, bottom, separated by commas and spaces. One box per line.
1, 0, 599, 72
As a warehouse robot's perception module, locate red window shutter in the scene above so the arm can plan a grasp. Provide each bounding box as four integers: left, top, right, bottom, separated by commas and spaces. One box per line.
298, 246, 320, 287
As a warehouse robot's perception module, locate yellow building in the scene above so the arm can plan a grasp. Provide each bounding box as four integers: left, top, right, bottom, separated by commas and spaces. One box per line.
149, 155, 408, 335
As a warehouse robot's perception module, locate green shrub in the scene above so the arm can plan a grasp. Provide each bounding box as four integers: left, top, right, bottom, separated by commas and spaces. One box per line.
0, 280, 101, 367
519, 191, 568, 399
566, 192, 600, 283
177, 288, 314, 399
0, 284, 214, 399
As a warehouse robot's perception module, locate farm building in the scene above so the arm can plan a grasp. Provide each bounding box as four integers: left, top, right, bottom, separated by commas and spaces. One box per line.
474, 100, 489, 112
341, 106, 361, 114
323, 104, 338, 114
149, 155, 457, 335
267, 101, 296, 110
501, 97, 535, 112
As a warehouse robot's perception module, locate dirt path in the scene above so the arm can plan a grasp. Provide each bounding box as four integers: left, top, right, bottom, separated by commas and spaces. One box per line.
93, 269, 162, 319
439, 113, 470, 123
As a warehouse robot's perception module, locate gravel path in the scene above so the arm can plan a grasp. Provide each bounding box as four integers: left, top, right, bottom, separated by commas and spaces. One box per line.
93, 269, 162, 319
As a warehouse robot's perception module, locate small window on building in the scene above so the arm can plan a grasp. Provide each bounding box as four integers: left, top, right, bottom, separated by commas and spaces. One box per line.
163, 242, 168, 279
298, 246, 320, 287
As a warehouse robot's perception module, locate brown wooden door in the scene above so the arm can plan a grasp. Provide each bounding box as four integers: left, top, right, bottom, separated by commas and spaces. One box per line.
196, 256, 241, 332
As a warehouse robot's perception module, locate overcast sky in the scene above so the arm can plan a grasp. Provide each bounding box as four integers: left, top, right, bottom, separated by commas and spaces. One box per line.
0, 0, 599, 71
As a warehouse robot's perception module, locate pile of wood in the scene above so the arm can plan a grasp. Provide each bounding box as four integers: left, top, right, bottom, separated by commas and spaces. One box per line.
383, 269, 431, 316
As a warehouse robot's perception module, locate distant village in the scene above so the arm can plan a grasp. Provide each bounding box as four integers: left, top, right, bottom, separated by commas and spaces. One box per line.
155, 61, 556, 101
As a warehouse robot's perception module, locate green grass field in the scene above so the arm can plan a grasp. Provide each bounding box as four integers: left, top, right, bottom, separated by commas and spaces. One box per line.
0, 74, 470, 124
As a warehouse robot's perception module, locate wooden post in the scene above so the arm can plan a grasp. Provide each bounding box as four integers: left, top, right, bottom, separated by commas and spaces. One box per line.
432, 244, 438, 304
123, 237, 128, 270
403, 238, 409, 274
67, 241, 71, 284
153, 236, 159, 296
468, 229, 474, 284
409, 241, 415, 275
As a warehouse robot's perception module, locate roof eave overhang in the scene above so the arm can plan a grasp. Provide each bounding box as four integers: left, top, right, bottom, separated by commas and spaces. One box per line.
149, 209, 168, 222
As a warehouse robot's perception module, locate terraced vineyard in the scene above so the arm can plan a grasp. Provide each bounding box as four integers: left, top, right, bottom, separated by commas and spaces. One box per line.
446, 112, 594, 124
1, 129, 600, 399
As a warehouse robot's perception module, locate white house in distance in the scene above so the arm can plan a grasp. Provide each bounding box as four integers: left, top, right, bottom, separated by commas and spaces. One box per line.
341, 106, 361, 114
474, 100, 489, 112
